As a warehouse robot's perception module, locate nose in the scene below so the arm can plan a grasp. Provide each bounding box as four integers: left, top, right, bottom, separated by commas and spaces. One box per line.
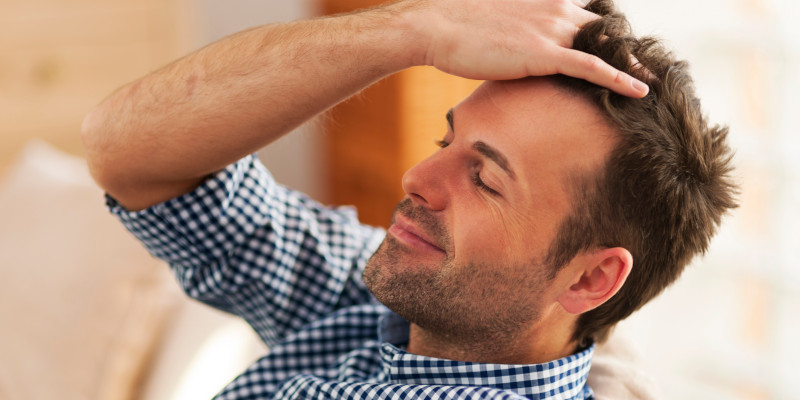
401, 152, 451, 211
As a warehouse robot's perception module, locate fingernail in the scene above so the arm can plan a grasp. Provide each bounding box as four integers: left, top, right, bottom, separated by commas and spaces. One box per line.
632, 79, 649, 95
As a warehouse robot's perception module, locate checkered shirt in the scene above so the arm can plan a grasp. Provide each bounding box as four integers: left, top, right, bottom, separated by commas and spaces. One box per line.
107, 154, 595, 400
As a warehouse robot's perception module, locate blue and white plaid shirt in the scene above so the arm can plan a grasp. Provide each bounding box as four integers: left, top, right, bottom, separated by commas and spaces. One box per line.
108, 155, 594, 399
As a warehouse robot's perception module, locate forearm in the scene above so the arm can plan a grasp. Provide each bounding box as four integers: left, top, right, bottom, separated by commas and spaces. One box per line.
82, 4, 422, 210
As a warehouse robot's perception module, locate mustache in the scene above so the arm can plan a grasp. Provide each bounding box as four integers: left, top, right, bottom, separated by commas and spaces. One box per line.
391, 198, 450, 251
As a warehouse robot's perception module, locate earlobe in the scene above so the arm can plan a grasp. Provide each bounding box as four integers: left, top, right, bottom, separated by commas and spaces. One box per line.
557, 247, 633, 315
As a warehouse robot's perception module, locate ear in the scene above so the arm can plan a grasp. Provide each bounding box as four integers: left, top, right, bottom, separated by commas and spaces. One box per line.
556, 247, 632, 315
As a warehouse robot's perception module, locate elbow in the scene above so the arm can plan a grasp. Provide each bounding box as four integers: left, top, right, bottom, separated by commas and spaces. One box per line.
80, 104, 189, 210
81, 106, 124, 194
81, 107, 107, 184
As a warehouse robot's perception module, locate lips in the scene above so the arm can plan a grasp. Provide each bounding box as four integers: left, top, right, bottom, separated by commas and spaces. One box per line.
388, 214, 445, 254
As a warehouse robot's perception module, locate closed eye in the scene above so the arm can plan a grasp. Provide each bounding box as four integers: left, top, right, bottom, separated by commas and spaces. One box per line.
471, 170, 500, 196
436, 139, 500, 196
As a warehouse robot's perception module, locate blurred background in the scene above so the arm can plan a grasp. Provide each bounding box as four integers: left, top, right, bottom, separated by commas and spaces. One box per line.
0, 0, 797, 399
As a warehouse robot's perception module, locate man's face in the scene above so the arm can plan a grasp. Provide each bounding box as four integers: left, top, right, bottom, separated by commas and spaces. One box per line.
364, 78, 616, 344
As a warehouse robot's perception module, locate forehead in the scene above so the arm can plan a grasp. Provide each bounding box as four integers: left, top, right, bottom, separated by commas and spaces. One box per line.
453, 78, 617, 186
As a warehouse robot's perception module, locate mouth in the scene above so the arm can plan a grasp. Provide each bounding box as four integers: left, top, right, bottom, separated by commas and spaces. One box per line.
388, 214, 446, 254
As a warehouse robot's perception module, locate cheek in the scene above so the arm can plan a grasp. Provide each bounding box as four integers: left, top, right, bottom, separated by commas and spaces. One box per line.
497, 206, 551, 263
450, 199, 503, 261
452, 199, 541, 265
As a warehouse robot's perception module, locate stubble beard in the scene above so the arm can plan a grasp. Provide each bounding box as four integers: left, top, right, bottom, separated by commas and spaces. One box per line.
363, 200, 548, 347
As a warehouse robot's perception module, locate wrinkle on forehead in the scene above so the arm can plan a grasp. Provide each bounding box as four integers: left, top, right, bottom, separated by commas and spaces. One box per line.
484, 78, 613, 134
484, 78, 572, 113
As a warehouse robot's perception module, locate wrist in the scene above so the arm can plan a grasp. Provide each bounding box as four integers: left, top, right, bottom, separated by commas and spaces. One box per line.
372, 0, 432, 70
315, 1, 432, 76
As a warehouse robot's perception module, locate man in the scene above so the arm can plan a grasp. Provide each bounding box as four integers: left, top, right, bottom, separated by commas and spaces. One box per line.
82, 0, 736, 398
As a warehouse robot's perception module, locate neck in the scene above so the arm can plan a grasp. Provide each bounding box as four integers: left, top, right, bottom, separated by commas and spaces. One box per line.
405, 313, 580, 365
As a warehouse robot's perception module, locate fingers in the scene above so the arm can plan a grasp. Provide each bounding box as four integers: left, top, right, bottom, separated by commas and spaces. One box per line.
561, 4, 602, 48
629, 54, 658, 82
569, 0, 591, 7
556, 48, 649, 98
572, 7, 601, 27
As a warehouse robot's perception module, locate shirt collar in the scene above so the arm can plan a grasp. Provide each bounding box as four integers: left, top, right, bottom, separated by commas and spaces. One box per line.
377, 311, 594, 399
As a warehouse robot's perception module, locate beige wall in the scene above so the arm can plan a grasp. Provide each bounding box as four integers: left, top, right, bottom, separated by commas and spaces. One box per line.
1, 0, 321, 197
0, 0, 199, 174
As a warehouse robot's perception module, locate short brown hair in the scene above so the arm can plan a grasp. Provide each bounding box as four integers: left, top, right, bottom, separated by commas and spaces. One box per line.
545, 0, 738, 345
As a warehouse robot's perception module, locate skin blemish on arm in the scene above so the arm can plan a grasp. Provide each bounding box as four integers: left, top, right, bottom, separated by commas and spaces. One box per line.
185, 72, 199, 98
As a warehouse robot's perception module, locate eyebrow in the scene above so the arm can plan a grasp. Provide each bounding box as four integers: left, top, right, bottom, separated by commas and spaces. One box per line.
446, 108, 517, 181
473, 141, 517, 180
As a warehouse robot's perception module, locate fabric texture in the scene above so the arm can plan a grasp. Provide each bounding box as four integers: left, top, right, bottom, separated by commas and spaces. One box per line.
0, 141, 178, 400
108, 154, 595, 399
588, 328, 661, 400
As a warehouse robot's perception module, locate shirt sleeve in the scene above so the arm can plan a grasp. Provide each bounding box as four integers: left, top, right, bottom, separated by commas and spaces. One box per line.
106, 154, 386, 347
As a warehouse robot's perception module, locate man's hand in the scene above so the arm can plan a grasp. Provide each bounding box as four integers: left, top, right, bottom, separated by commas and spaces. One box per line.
404, 0, 648, 97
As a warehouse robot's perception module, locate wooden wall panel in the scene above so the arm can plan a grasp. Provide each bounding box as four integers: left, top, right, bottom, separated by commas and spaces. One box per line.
398, 67, 482, 174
